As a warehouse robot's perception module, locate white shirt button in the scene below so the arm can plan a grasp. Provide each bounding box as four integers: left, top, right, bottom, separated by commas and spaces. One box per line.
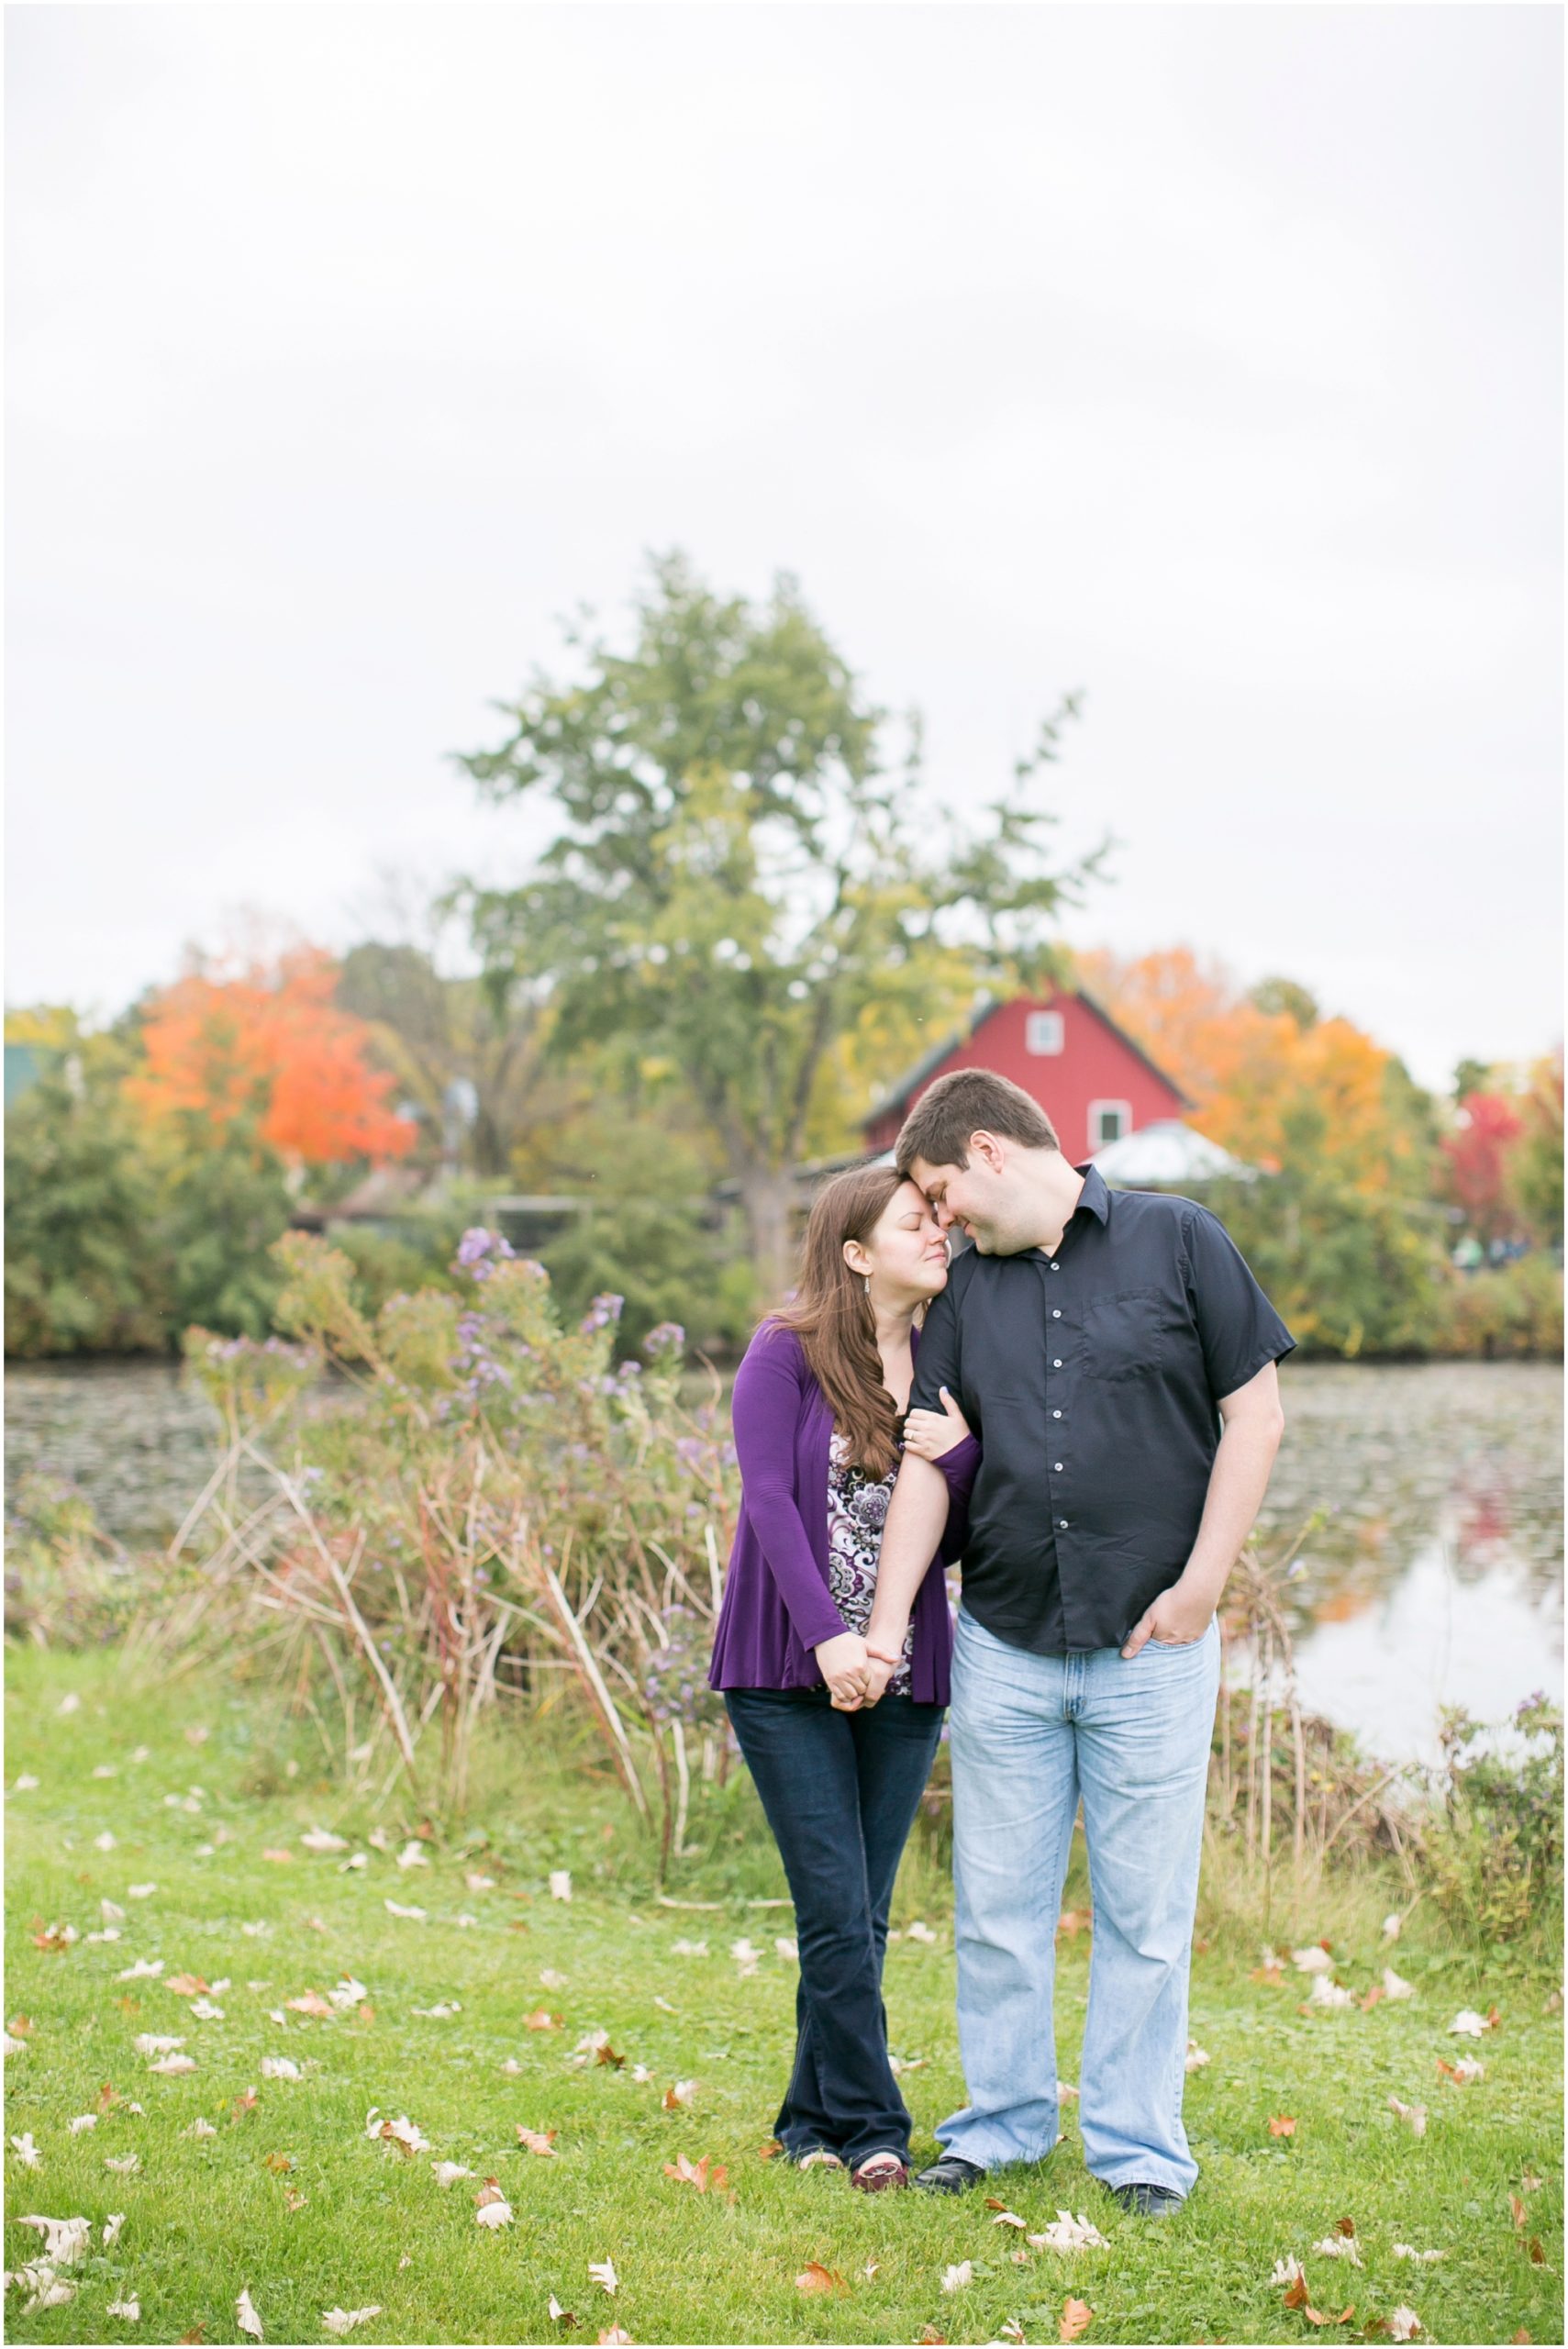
1052, 1409, 1062, 1419
1054, 1462, 1063, 1472
1058, 1520, 1069, 1530
1051, 1309, 1062, 1319
1053, 1359, 1062, 1368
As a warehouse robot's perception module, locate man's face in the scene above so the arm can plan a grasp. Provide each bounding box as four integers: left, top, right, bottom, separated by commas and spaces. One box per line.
908, 1146, 1017, 1254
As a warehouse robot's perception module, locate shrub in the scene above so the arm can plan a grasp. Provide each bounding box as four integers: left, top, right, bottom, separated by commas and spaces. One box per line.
1425, 1694, 1563, 1948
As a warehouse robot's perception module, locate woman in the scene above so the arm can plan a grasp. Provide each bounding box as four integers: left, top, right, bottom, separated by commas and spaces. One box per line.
708, 1164, 977, 2190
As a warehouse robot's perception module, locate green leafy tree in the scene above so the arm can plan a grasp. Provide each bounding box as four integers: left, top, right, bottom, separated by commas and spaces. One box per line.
1507, 1052, 1564, 1248
455, 553, 1106, 1294
159, 1110, 295, 1339
4, 1017, 172, 1356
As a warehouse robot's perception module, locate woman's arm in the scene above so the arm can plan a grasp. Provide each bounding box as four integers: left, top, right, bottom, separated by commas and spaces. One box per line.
729, 1329, 851, 1655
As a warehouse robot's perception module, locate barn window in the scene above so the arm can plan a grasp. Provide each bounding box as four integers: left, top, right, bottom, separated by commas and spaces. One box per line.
1025, 1010, 1064, 1055
1089, 1100, 1131, 1148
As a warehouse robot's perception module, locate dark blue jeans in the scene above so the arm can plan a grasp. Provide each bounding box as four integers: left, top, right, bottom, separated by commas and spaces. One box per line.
725, 1686, 945, 2169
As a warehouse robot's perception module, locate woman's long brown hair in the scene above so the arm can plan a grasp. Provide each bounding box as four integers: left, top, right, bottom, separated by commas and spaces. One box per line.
771, 1163, 916, 1478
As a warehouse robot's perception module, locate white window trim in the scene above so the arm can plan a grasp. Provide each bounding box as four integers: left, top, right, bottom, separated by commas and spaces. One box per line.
1025, 1009, 1064, 1056
1089, 1099, 1132, 1149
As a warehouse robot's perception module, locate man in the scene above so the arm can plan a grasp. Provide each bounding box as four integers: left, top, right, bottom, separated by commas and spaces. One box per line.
860, 1066, 1293, 2215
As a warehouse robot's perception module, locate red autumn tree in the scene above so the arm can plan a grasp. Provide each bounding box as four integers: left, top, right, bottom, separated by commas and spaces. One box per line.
131, 948, 417, 1167
1441, 1091, 1526, 1244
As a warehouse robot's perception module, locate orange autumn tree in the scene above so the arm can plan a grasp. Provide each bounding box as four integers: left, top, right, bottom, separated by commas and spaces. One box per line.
1073, 945, 1428, 1195
131, 948, 417, 1168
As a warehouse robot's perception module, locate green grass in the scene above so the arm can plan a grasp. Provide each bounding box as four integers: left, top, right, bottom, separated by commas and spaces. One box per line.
4, 1646, 1561, 2346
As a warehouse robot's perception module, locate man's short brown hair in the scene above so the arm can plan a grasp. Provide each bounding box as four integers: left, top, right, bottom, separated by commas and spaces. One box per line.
895, 1067, 1061, 1174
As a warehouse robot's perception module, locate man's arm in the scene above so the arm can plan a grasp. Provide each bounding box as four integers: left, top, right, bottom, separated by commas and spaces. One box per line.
859, 1453, 951, 1698
1120, 1361, 1285, 1656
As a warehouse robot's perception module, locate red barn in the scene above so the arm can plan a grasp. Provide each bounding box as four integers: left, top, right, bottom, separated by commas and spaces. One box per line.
862, 989, 1191, 1161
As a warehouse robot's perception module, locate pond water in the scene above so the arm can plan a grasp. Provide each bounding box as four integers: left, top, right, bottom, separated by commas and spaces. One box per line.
6, 1356, 1561, 1765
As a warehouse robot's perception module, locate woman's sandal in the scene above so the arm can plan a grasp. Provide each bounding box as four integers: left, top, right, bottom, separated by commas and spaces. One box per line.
851, 2150, 909, 2191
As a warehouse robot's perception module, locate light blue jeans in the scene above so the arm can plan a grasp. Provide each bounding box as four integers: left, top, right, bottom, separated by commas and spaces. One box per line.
937, 1605, 1221, 2195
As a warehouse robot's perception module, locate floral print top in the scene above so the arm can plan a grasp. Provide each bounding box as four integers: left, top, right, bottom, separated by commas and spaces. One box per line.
826, 1432, 915, 1698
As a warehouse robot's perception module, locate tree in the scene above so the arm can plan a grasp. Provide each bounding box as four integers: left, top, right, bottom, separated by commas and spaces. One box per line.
131, 948, 417, 1171
1442, 1092, 1526, 1245
4, 1011, 172, 1355
1507, 1052, 1564, 1247
335, 941, 568, 1181
455, 553, 1106, 1293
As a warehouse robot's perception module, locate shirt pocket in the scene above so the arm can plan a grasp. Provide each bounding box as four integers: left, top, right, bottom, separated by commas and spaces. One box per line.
1082, 1287, 1169, 1383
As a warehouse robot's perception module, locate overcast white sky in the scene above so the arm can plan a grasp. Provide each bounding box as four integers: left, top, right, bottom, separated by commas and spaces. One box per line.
7, 5, 1562, 1092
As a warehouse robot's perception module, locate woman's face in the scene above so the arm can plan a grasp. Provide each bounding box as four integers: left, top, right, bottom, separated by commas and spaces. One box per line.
857, 1179, 951, 1301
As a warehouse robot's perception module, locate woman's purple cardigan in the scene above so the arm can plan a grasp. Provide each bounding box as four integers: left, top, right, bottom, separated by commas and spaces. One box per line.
708, 1319, 980, 1706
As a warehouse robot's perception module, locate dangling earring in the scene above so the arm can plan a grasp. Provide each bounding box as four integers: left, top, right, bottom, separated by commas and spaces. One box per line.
863, 1276, 872, 1300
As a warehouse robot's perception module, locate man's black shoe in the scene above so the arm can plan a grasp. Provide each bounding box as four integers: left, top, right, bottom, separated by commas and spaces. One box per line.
912, 2154, 985, 2195
1107, 2181, 1184, 2218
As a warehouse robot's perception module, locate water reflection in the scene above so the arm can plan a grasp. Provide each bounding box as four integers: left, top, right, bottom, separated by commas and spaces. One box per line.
1259, 1362, 1562, 1764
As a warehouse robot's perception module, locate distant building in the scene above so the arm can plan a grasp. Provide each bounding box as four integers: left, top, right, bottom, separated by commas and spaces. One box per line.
862, 989, 1191, 1161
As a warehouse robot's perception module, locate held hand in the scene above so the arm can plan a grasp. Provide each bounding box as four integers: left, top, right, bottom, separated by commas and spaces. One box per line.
902, 1386, 971, 1463
860, 1653, 895, 1709
816, 1631, 872, 1709
1120, 1584, 1215, 1659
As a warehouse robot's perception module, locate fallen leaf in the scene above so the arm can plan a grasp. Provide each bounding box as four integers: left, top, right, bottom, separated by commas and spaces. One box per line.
796, 2263, 847, 2294
1392, 2246, 1444, 2263
1308, 1976, 1356, 2009
1268, 2114, 1297, 2137
107, 2295, 140, 2320
1437, 2055, 1485, 2085
432, 2161, 475, 2188
548, 2298, 578, 2328
127, 1883, 156, 1899
1293, 1945, 1335, 1974
941, 2262, 973, 2292
1311, 2237, 1363, 2267
990, 2206, 1028, 2230
1383, 1968, 1416, 2000
1057, 1909, 1092, 1939
1001, 2325, 1028, 2344
105, 2154, 141, 2175
10, 2132, 42, 2164
1527, 2238, 1544, 2266
286, 1992, 334, 2018
595, 2043, 626, 2069
301, 1828, 348, 1854
663, 2152, 728, 2191
550, 1872, 573, 1902
1388, 2096, 1428, 2136
150, 2053, 197, 2075
261, 1849, 293, 1865
757, 2139, 782, 2159
395, 1841, 429, 1871
906, 1920, 939, 1943
1060, 2298, 1095, 2342
365, 2109, 428, 2154
518, 2127, 559, 2157
166, 1974, 209, 1997
186, 2118, 218, 2139
474, 2178, 514, 2228
596, 2332, 632, 2346
1387, 2311, 1422, 2342
526, 2009, 563, 2032
1270, 2257, 1305, 2287
263, 2153, 294, 2174
320, 2310, 382, 2336
20, 2266, 78, 2313
589, 2258, 618, 2296
1185, 2040, 1212, 2069
102, 2214, 127, 2247
118, 1958, 163, 1982
1029, 2212, 1110, 2254
14, 2214, 93, 2266
261, 2057, 301, 2081
1448, 2009, 1488, 2038
237, 2287, 264, 2340
234, 2087, 260, 2113
383, 1899, 426, 1921
916, 2332, 949, 2346
662, 2080, 696, 2109
540, 1969, 569, 1989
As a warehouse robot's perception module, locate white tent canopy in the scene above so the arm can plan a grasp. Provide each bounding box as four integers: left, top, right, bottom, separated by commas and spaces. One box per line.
1091, 1119, 1251, 1187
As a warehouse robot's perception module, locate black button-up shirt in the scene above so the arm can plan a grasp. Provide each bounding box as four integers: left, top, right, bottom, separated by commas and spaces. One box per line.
909, 1163, 1295, 1653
